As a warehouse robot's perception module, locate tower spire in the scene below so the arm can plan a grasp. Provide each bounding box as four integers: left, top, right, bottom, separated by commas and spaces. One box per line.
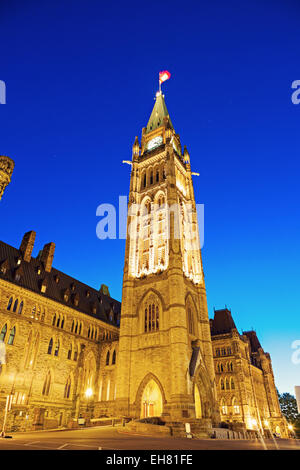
146, 92, 174, 134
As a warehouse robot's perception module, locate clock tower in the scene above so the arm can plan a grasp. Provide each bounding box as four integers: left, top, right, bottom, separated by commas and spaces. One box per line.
115, 89, 219, 429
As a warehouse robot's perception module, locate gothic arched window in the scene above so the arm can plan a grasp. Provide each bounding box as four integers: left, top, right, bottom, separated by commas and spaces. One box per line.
144, 298, 160, 333
54, 340, 60, 357
225, 378, 230, 390
47, 338, 53, 355
13, 299, 18, 313
112, 350, 116, 365
73, 345, 78, 361
7, 297, 13, 311
67, 343, 72, 360
18, 301, 23, 315
7, 326, 16, 345
221, 398, 227, 415
232, 397, 239, 414
106, 351, 110, 366
0, 324, 7, 342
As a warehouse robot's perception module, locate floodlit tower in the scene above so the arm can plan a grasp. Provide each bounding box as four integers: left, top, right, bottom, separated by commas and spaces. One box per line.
115, 82, 219, 431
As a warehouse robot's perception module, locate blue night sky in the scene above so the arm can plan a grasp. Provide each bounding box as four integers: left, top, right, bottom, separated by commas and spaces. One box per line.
1, 0, 299, 394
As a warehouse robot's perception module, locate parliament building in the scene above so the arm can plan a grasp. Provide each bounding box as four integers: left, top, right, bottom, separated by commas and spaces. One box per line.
0, 90, 287, 437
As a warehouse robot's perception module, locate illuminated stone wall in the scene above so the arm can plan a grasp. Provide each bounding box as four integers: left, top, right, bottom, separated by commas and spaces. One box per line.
211, 331, 288, 437
0, 277, 118, 431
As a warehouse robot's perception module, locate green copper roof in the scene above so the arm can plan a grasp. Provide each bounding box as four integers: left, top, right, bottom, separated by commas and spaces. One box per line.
146, 92, 174, 134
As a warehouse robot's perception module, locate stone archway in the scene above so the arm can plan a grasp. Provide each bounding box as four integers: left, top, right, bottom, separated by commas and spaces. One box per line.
141, 379, 163, 418
135, 373, 166, 419
193, 364, 216, 420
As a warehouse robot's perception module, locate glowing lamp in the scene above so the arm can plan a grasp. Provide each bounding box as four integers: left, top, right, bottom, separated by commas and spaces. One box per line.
85, 388, 93, 398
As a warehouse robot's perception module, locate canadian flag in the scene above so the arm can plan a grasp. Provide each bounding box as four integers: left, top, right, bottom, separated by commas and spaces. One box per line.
159, 70, 171, 84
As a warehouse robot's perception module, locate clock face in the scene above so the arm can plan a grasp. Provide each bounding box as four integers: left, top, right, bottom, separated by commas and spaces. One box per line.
147, 136, 163, 151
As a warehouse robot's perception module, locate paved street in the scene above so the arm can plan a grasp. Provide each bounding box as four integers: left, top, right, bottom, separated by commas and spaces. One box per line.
0, 425, 299, 450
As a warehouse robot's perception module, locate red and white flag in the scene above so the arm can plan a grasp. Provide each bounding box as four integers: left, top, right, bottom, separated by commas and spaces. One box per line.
159, 70, 171, 84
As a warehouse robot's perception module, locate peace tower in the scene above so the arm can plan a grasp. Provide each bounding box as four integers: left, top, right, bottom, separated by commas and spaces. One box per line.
115, 89, 220, 429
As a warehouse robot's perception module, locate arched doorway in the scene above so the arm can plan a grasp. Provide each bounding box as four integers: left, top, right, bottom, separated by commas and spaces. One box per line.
141, 379, 163, 418
194, 384, 202, 418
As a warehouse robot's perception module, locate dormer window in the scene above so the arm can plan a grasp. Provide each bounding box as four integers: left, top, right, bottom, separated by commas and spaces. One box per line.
41, 280, 47, 293
54, 275, 60, 284
63, 288, 70, 303
17, 258, 22, 266
73, 293, 79, 307
71, 283, 76, 292
37, 266, 41, 275
86, 290, 90, 298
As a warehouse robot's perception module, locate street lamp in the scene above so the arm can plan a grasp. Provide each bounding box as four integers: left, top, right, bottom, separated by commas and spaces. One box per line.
85, 388, 93, 399
251, 418, 257, 428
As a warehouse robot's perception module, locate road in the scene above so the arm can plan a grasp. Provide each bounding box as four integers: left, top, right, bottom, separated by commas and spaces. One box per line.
0, 425, 299, 450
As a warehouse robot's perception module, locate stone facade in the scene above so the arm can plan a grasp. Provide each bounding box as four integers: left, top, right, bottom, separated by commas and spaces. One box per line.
211, 309, 288, 437
0, 91, 287, 437
0, 233, 120, 432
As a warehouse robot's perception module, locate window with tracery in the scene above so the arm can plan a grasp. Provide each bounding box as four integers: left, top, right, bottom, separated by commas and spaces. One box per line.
144, 302, 159, 333
0, 324, 7, 342
187, 307, 194, 335
7, 326, 16, 345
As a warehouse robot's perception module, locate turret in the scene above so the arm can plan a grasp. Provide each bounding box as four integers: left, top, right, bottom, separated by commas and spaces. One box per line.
0, 155, 14, 201
183, 146, 190, 164
132, 136, 140, 158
